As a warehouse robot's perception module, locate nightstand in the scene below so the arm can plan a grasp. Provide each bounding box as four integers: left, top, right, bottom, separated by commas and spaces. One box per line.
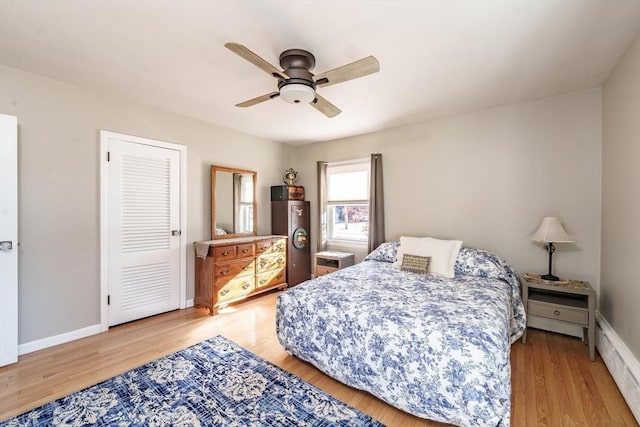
521, 273, 596, 361
314, 251, 355, 277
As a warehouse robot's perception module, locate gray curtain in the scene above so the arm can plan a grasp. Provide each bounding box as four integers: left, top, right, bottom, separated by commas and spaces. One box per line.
368, 153, 385, 253
317, 161, 328, 252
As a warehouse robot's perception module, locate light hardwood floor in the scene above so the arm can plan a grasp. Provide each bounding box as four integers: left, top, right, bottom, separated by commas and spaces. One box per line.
0, 290, 637, 426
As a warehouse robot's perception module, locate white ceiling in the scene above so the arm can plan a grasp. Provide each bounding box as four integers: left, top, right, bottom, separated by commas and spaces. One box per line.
1, 1, 640, 145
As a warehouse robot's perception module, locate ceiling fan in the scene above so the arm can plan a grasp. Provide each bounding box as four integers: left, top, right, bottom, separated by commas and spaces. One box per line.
225, 42, 380, 118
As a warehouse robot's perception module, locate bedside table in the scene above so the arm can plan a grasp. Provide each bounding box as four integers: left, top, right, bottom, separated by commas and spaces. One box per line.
521, 273, 596, 361
314, 251, 355, 277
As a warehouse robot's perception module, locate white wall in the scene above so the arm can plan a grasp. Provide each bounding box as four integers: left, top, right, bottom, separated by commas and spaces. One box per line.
602, 29, 640, 359
294, 88, 602, 290
0, 64, 292, 344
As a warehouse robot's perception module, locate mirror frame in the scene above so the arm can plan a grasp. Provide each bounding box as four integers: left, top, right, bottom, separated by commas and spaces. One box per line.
211, 165, 258, 240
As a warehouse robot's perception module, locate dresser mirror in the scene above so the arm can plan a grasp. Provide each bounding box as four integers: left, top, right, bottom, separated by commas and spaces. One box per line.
211, 165, 257, 239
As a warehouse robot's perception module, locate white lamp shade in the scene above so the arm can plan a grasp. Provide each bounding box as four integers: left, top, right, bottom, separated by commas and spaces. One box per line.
279, 83, 315, 104
531, 217, 575, 243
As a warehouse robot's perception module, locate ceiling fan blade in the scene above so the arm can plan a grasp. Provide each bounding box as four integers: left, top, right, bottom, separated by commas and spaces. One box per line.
236, 92, 280, 108
225, 42, 288, 80
310, 94, 341, 118
314, 56, 380, 88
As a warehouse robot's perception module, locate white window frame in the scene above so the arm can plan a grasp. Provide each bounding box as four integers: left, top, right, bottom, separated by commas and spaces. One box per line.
325, 158, 370, 246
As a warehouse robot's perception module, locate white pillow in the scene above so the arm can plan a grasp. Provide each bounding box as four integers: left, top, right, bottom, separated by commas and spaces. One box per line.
393, 236, 463, 278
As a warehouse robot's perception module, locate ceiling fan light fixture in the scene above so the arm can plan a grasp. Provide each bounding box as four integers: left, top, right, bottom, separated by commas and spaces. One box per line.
279, 83, 315, 104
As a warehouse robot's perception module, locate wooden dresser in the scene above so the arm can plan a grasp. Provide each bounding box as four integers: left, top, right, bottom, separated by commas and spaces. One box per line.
194, 235, 287, 315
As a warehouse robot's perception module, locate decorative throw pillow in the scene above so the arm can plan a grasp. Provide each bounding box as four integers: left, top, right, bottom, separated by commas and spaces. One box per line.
400, 254, 431, 275
393, 236, 463, 278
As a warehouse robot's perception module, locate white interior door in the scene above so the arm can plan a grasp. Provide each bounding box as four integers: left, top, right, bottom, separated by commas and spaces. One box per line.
105, 133, 181, 326
0, 114, 18, 366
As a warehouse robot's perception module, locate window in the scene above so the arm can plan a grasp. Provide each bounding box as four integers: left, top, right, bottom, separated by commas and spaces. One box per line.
325, 159, 370, 243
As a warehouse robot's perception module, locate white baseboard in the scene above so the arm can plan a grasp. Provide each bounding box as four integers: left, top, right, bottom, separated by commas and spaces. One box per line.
186, 299, 194, 308
18, 324, 102, 356
596, 312, 640, 423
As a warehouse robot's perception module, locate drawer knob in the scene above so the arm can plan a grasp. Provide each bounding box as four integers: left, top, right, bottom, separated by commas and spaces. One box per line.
554, 310, 560, 316
221, 269, 230, 275
242, 248, 249, 253
222, 251, 230, 256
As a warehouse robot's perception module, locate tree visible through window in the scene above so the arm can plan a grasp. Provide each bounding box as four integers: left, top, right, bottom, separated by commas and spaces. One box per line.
326, 159, 370, 242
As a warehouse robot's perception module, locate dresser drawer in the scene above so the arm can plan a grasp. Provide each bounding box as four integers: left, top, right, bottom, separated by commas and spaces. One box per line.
256, 252, 286, 273
216, 277, 255, 304
236, 243, 254, 258
272, 238, 286, 253
256, 268, 286, 288
256, 238, 286, 255
214, 245, 236, 262
528, 301, 588, 325
256, 239, 275, 254
214, 259, 255, 281
316, 265, 337, 277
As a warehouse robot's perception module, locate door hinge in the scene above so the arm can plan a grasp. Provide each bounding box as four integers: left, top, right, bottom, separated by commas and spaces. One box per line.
107, 151, 110, 162
107, 295, 110, 305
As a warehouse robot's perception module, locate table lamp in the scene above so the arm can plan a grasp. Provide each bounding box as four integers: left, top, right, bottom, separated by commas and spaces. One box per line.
531, 217, 575, 281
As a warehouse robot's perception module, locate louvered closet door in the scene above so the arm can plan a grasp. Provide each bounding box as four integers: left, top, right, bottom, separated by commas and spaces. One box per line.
107, 138, 180, 326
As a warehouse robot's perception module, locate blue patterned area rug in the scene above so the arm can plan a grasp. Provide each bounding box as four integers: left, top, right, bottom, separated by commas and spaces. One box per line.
2, 336, 383, 426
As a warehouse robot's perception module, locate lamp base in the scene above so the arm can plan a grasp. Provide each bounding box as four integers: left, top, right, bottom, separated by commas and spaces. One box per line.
540, 273, 560, 281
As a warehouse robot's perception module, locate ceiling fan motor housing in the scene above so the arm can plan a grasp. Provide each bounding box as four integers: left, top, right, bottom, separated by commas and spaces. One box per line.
278, 49, 317, 103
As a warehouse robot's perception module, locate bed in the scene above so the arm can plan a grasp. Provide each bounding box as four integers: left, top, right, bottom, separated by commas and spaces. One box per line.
276, 242, 526, 427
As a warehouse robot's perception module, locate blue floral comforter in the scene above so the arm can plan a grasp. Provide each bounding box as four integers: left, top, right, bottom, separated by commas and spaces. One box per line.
276, 244, 526, 427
